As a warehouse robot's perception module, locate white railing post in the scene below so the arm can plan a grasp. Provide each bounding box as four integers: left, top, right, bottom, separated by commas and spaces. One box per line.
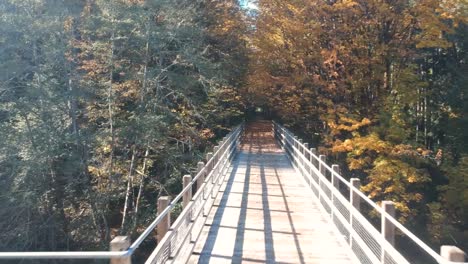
349, 178, 361, 246
331, 165, 340, 190
381, 201, 395, 263
309, 148, 316, 186
110, 236, 131, 264
212, 146, 220, 198
205, 152, 213, 216
221, 137, 229, 181
183, 175, 192, 209
311, 148, 318, 167
206, 152, 213, 177
319, 155, 326, 175
331, 164, 340, 221
196, 162, 205, 192
218, 142, 223, 179
213, 146, 219, 165
298, 139, 303, 174
157, 196, 170, 243
293, 136, 298, 165
441, 246, 466, 262
318, 155, 326, 201
350, 178, 361, 211
220, 138, 226, 178
303, 143, 309, 177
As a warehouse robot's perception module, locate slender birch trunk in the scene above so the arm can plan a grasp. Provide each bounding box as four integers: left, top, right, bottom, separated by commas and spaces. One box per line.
121, 146, 136, 232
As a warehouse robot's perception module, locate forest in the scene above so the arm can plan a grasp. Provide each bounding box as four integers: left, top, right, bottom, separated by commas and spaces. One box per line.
0, 0, 466, 262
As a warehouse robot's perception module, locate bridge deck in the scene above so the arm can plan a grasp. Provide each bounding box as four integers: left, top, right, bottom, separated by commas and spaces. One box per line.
188, 122, 354, 264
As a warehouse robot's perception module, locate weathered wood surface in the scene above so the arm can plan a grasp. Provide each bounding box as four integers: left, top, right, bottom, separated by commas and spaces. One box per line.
188, 121, 354, 264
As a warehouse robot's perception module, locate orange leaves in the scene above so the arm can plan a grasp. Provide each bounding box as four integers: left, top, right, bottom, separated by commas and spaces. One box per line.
328, 116, 372, 137
80, 59, 108, 77
359, 156, 431, 221
414, 0, 453, 49
333, 0, 359, 9
340, 117, 371, 131
332, 139, 353, 152
114, 80, 140, 100
348, 157, 371, 170
200, 129, 215, 140
64, 16, 73, 31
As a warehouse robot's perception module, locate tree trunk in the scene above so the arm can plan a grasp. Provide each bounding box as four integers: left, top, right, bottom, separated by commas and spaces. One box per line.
121, 146, 136, 233
133, 146, 150, 230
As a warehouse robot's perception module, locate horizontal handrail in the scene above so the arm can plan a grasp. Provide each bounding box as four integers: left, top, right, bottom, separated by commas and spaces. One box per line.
145, 123, 243, 263
0, 123, 244, 260
273, 121, 467, 264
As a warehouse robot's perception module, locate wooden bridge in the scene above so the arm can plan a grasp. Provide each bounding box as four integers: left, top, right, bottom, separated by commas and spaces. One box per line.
0, 121, 466, 263
188, 121, 352, 263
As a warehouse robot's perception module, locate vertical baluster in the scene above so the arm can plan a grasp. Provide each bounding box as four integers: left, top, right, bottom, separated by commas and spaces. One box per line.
311, 148, 318, 167
157, 196, 170, 243
303, 143, 309, 178
318, 155, 326, 201
298, 139, 303, 174
204, 152, 213, 217
222, 136, 228, 176
183, 175, 192, 209
349, 178, 361, 246
381, 201, 395, 263
331, 164, 340, 221
309, 148, 316, 188
196, 162, 205, 192
212, 146, 220, 197
206, 152, 213, 176
293, 136, 298, 167
182, 174, 193, 244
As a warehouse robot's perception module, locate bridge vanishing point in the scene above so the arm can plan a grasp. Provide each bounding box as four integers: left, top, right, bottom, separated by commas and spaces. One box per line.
0, 121, 466, 264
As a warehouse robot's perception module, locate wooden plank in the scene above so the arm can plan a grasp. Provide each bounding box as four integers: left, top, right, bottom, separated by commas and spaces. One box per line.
187, 121, 354, 264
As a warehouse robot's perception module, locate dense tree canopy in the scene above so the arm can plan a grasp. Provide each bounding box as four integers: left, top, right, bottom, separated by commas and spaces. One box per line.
0, 0, 466, 262
0, 0, 247, 260
246, 0, 467, 253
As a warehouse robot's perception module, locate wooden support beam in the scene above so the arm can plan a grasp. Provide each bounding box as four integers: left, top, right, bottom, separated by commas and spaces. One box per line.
213, 146, 219, 161
349, 178, 361, 246
318, 155, 326, 201
157, 196, 170, 243
331, 164, 340, 190
319, 155, 326, 176
309, 148, 316, 184
293, 136, 298, 155
196, 162, 205, 191
381, 201, 395, 246
206, 152, 213, 174
331, 164, 340, 221
183, 175, 192, 209
212, 146, 219, 182
441, 246, 466, 262
303, 143, 309, 161
350, 178, 361, 212
310, 148, 317, 168
110, 236, 131, 264
381, 201, 395, 263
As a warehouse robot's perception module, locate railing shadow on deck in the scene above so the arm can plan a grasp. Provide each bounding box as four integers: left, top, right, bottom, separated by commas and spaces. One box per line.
273, 121, 468, 264
195, 127, 310, 264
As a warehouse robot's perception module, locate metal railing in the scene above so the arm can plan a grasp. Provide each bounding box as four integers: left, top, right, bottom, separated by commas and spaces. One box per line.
273, 121, 467, 264
145, 123, 244, 264
0, 123, 244, 263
